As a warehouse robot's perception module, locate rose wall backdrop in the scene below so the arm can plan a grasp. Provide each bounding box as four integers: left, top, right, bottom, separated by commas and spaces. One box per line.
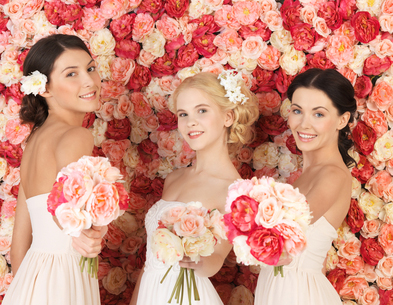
1, 0, 393, 304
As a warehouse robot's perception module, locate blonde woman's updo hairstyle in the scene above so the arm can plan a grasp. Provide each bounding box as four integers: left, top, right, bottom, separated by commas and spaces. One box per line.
172, 72, 259, 146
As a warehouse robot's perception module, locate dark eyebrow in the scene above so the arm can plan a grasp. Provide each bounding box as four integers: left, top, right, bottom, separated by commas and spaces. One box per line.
291, 104, 329, 111
62, 59, 94, 73
176, 104, 211, 113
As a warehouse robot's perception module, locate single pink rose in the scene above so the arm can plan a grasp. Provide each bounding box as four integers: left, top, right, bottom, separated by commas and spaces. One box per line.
214, 5, 241, 30
257, 45, 280, 71
232, 0, 261, 26
361, 219, 383, 239
338, 236, 361, 260
173, 214, 206, 237
275, 220, 307, 256
113, 94, 133, 120
62, 171, 92, 208
120, 236, 143, 254
101, 139, 131, 163
365, 170, 392, 199
105, 223, 125, 250
130, 92, 153, 118
358, 286, 379, 305
213, 29, 243, 54
326, 35, 354, 68
379, 224, 393, 255
337, 256, 365, 275
339, 276, 368, 299
132, 12, 154, 42
86, 181, 120, 226
110, 57, 135, 85
161, 205, 187, 227
55, 203, 92, 237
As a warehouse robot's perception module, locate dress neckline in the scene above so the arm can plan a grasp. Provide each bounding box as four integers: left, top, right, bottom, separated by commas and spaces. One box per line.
26, 192, 50, 202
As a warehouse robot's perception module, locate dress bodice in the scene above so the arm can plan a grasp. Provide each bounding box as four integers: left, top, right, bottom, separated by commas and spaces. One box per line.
283, 216, 337, 273
26, 193, 77, 254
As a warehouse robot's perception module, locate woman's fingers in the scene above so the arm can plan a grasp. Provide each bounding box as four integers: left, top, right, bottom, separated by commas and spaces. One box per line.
71, 226, 107, 258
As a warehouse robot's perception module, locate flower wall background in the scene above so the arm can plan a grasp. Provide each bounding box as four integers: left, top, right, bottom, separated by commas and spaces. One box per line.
0, 0, 393, 304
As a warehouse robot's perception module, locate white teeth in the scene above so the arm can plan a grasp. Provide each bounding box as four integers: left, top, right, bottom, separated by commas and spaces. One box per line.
189, 132, 203, 136
299, 133, 316, 139
80, 92, 94, 98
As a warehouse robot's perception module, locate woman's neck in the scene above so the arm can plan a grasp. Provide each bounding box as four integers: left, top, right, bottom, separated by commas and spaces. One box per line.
301, 143, 344, 171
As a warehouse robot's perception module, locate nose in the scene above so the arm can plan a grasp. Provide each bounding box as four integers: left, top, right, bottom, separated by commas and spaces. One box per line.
186, 115, 198, 127
299, 114, 311, 129
82, 71, 96, 88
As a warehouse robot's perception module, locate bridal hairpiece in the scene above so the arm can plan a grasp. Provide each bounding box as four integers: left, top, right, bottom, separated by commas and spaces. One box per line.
217, 69, 248, 105
20, 70, 48, 96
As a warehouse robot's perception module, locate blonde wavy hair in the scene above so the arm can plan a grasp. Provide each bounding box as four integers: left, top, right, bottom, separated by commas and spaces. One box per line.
172, 72, 259, 146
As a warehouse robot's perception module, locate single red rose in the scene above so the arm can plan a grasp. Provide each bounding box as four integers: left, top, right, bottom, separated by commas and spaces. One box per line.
71, 18, 84, 31
354, 75, 373, 98
337, 0, 357, 20
0, 12, 9, 32
105, 118, 131, 141
247, 226, 284, 265
44, 0, 66, 26
149, 7, 166, 22
317, 2, 343, 30
327, 268, 347, 294
165, 0, 189, 18
251, 67, 276, 93
286, 134, 302, 155
127, 64, 151, 91
211, 265, 238, 283
130, 175, 153, 194
192, 33, 218, 58
0, 83, 5, 93
151, 177, 164, 197
351, 154, 374, 184
352, 121, 377, 155
291, 23, 319, 51
239, 20, 271, 41
360, 237, 384, 266
11, 184, 19, 197
258, 115, 288, 136
92, 146, 105, 157
60, 4, 83, 23
4, 83, 23, 104
363, 54, 392, 76
275, 68, 295, 95
138, 0, 163, 14
0, 140, 23, 168
173, 43, 199, 69
47, 176, 68, 216
17, 49, 29, 69
351, 11, 380, 43
114, 182, 129, 210
238, 163, 254, 179
346, 199, 364, 234
115, 39, 141, 60
136, 242, 147, 269
150, 53, 177, 77
137, 139, 159, 164
82, 112, 96, 129
281, 0, 302, 30
157, 109, 178, 131
77, 0, 100, 8
248, 126, 269, 148
190, 14, 220, 38
379, 288, 393, 305
307, 51, 335, 70
109, 14, 135, 41
225, 195, 259, 237
234, 266, 258, 293
165, 34, 186, 58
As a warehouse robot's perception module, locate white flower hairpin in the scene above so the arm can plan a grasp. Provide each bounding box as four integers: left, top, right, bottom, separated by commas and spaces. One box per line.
20, 70, 47, 96
217, 69, 248, 105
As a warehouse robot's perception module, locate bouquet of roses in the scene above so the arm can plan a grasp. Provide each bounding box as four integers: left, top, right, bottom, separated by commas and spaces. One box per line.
224, 176, 312, 277
47, 156, 129, 278
151, 202, 226, 305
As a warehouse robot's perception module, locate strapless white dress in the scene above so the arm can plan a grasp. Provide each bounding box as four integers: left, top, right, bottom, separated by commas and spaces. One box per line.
3, 193, 100, 305
136, 199, 223, 305
255, 216, 342, 305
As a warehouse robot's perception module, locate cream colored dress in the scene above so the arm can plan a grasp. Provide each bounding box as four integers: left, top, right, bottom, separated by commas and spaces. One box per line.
3, 193, 100, 305
136, 199, 223, 305
255, 216, 342, 305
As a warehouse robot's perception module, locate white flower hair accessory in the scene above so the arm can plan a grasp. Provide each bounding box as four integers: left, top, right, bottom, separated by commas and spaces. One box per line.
217, 69, 248, 105
20, 70, 47, 96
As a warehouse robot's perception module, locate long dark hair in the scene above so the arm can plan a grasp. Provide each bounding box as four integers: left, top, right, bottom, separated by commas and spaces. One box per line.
287, 68, 357, 167
20, 34, 92, 135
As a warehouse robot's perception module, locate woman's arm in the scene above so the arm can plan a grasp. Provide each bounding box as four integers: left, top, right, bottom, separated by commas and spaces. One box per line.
129, 266, 144, 305
179, 239, 232, 278
10, 185, 32, 276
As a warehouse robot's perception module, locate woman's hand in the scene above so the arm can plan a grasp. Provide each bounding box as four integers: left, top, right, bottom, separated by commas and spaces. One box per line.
275, 253, 293, 266
72, 225, 108, 257
178, 256, 203, 271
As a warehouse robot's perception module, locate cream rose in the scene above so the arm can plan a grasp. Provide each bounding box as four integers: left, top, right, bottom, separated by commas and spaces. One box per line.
91, 118, 107, 147
151, 228, 184, 265
232, 235, 262, 266
279, 46, 307, 76
55, 204, 92, 237
102, 267, 127, 295
95, 55, 115, 80
142, 29, 166, 58
253, 142, 280, 169
348, 45, 372, 76
269, 29, 293, 53
182, 230, 216, 263
89, 28, 116, 56
371, 130, 393, 162
358, 191, 385, 220
113, 212, 139, 235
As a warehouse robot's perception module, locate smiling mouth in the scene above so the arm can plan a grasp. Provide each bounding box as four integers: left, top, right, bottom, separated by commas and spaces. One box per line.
189, 131, 203, 136
298, 132, 317, 139
79, 92, 95, 98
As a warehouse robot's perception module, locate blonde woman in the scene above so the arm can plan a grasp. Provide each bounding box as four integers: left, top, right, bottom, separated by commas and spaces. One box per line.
130, 72, 259, 305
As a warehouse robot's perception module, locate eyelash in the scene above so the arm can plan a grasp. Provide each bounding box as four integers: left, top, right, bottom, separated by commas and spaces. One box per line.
66, 66, 96, 77
292, 109, 324, 117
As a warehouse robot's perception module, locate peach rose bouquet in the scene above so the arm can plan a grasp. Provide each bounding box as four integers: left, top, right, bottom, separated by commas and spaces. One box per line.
224, 176, 312, 277
46, 156, 129, 278
151, 202, 226, 305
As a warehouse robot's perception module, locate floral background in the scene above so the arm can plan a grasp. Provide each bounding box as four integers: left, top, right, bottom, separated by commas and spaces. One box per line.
0, 0, 393, 304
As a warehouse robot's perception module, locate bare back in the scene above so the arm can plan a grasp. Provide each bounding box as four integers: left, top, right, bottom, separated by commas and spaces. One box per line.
20, 118, 93, 199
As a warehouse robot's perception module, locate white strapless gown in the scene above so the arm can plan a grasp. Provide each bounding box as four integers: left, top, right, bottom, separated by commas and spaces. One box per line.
255, 216, 342, 305
3, 193, 100, 305
136, 199, 223, 305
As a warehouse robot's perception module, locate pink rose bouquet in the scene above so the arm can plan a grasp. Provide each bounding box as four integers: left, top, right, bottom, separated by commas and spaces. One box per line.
151, 202, 226, 305
224, 176, 312, 277
47, 156, 129, 278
